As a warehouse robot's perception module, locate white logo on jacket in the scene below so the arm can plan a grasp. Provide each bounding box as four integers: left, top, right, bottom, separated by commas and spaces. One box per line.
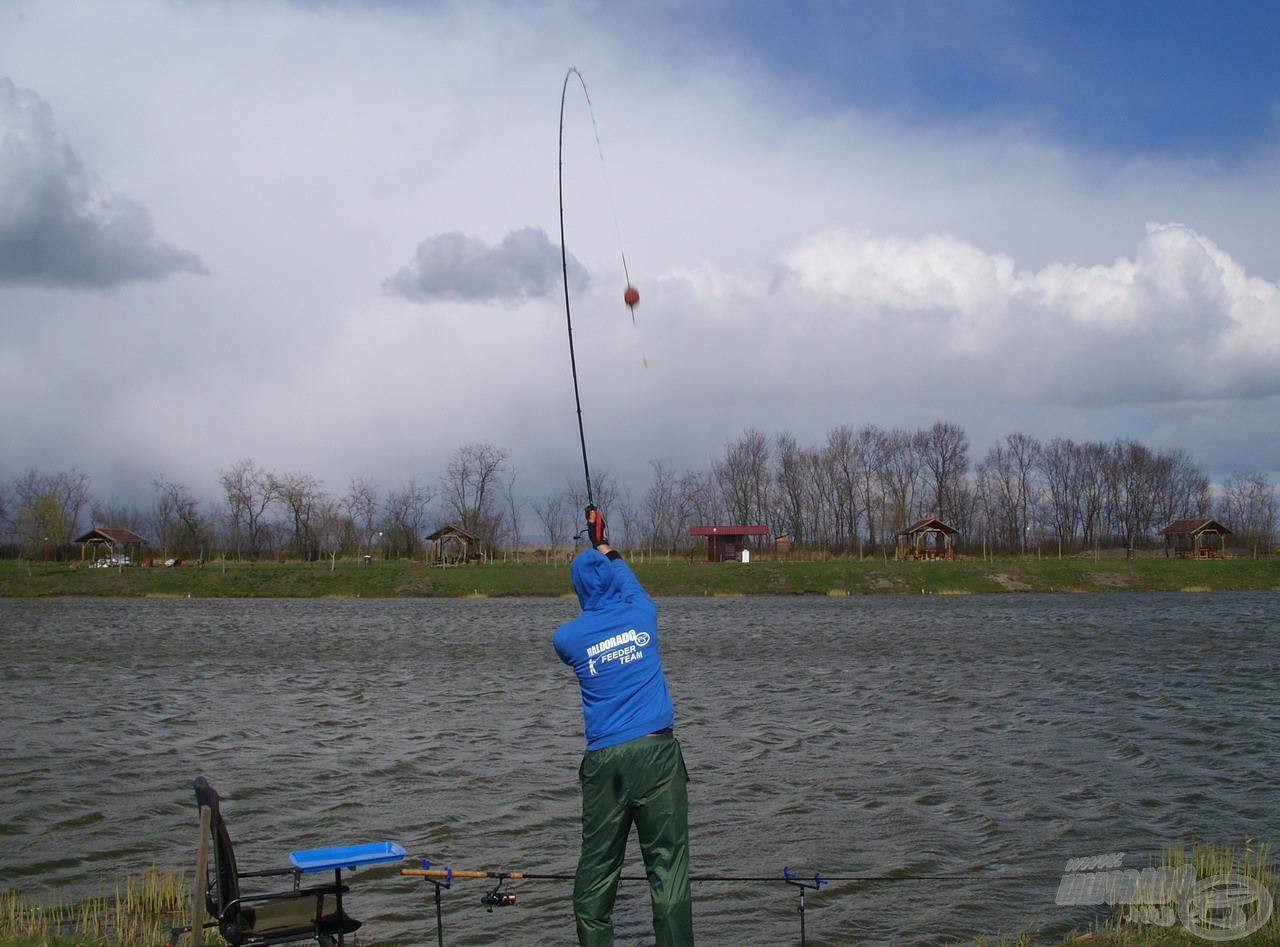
585, 628, 650, 674
588, 629, 649, 658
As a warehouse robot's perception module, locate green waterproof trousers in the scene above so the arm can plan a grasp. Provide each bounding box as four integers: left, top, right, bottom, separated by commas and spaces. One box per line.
574, 733, 693, 946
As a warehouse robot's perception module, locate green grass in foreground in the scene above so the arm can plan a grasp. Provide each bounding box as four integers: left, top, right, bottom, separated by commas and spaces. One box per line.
1, 554, 1278, 598
0, 867, 190, 946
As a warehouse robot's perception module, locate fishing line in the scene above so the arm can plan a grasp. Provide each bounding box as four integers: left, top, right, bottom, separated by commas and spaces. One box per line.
558, 67, 646, 508
564, 68, 639, 325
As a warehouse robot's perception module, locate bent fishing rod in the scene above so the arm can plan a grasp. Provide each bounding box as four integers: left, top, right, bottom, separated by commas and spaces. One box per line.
559, 66, 594, 508
558, 66, 643, 513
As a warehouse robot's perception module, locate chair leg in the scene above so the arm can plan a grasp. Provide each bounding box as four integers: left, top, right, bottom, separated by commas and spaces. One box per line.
191, 805, 211, 946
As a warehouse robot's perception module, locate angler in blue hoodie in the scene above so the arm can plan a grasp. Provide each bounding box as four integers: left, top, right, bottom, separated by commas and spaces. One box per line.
554, 506, 693, 946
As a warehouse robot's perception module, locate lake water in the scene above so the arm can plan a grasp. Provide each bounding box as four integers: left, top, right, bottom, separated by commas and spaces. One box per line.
1, 591, 1276, 946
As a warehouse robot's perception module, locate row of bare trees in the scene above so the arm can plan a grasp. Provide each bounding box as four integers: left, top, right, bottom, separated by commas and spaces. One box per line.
205, 444, 520, 561
692, 423, 1274, 555
0, 443, 519, 562
2, 424, 1276, 560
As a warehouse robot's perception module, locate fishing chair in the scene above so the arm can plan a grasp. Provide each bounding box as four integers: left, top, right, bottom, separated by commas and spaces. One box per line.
171, 776, 404, 947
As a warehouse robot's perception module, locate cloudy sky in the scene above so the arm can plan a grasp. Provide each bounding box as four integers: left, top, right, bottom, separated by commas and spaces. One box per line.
2, 0, 1278, 514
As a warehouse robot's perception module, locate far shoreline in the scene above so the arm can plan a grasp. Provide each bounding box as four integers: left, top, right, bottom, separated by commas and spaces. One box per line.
1, 555, 1276, 599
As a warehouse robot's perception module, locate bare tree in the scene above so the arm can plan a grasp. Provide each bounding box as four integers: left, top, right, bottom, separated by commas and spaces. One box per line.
1039, 438, 1084, 551
916, 420, 970, 525
677, 467, 722, 531
0, 480, 12, 547
823, 425, 865, 555
275, 470, 329, 561
975, 433, 1042, 553
774, 431, 808, 545
640, 458, 685, 550
1151, 448, 1211, 542
854, 424, 890, 555
615, 489, 641, 551
533, 492, 571, 557
152, 476, 207, 558
217, 458, 277, 560
803, 444, 835, 553
876, 427, 924, 542
381, 478, 435, 559
439, 442, 510, 545
1217, 472, 1277, 553
714, 428, 773, 526
342, 476, 381, 554
1105, 439, 1162, 551
312, 494, 346, 562
1076, 440, 1111, 550
89, 500, 149, 536
501, 463, 525, 554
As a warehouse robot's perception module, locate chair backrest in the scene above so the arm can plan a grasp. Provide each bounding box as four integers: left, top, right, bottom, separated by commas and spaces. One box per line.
193, 776, 242, 920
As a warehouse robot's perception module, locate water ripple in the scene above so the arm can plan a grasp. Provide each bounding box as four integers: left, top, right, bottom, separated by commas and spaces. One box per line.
1, 591, 1276, 945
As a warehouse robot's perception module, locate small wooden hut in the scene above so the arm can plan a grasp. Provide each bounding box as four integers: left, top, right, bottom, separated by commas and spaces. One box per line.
74, 527, 149, 564
897, 517, 958, 560
1158, 517, 1233, 558
426, 524, 483, 565
690, 525, 770, 562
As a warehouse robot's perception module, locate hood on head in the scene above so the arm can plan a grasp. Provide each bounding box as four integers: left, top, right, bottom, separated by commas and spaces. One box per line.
571, 548, 622, 610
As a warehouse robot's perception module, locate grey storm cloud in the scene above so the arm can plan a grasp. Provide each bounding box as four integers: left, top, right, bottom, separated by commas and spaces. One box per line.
384, 227, 589, 304
0, 78, 206, 290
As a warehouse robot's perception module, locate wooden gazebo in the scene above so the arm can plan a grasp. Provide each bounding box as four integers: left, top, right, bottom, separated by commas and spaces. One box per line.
426, 524, 483, 565
74, 527, 149, 564
690, 525, 770, 562
897, 517, 958, 560
1158, 517, 1233, 558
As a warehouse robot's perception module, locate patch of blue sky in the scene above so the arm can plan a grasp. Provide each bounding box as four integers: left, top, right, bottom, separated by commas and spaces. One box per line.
643, 0, 1280, 163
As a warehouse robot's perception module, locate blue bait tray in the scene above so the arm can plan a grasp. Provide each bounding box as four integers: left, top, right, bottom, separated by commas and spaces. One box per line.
290, 841, 406, 872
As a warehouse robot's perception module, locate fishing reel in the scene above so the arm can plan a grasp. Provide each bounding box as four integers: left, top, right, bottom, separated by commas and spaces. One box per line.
481, 879, 517, 911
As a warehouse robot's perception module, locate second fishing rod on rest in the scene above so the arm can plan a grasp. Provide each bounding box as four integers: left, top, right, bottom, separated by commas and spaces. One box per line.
403, 863, 993, 885
403, 860, 1001, 947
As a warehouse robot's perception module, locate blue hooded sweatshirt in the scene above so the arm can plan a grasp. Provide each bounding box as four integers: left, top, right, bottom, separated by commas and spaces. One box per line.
554, 549, 674, 751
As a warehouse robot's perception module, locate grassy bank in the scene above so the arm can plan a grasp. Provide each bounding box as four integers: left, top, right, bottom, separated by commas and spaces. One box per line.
1, 554, 1277, 598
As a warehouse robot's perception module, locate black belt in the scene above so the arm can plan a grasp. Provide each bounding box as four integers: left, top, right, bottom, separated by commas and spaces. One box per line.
646, 726, 674, 737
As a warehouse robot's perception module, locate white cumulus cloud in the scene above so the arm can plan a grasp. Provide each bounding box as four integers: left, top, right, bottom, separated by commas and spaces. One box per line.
775, 222, 1280, 405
